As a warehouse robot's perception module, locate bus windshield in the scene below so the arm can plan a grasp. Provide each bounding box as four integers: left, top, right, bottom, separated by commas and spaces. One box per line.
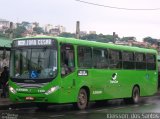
10, 48, 57, 79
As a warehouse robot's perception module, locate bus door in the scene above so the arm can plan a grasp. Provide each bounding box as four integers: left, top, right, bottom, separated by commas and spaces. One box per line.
106, 50, 122, 99
91, 48, 109, 100
77, 46, 92, 93
60, 44, 76, 102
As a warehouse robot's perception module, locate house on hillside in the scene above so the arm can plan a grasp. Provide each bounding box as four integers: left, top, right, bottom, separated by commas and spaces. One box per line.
0, 37, 12, 72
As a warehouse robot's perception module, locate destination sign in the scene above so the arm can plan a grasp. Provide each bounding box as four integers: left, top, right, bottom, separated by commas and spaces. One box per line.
17, 39, 52, 46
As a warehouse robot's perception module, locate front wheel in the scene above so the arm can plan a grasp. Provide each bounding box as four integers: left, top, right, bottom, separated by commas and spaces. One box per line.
73, 88, 88, 110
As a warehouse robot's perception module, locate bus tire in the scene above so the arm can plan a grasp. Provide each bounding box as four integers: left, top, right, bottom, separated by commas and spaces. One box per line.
73, 88, 88, 110
124, 86, 140, 104
131, 86, 140, 104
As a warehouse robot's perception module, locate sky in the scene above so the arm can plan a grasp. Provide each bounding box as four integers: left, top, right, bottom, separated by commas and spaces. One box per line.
1, 0, 160, 41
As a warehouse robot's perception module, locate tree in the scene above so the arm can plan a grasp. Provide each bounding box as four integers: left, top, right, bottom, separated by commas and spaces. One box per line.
103, 34, 117, 43
13, 26, 26, 38
33, 27, 44, 34
120, 37, 136, 42
59, 32, 75, 38
21, 21, 30, 27
143, 37, 158, 45
81, 34, 118, 43
81, 34, 98, 41
59, 32, 120, 43
0, 31, 6, 38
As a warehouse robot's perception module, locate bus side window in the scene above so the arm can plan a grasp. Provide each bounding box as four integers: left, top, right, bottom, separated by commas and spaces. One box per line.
146, 54, 156, 70
93, 48, 109, 69
109, 49, 122, 69
122, 51, 135, 69
78, 46, 92, 68
135, 53, 146, 70
61, 44, 75, 76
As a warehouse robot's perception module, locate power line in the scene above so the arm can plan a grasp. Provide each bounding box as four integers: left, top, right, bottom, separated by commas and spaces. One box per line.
75, 0, 160, 11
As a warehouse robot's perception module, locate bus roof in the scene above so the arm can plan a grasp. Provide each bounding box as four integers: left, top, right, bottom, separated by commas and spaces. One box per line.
13, 36, 157, 54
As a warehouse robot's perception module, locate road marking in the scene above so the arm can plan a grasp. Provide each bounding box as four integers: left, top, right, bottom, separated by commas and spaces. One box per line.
131, 104, 140, 107
8, 107, 37, 111
113, 107, 125, 110
77, 111, 89, 114
144, 103, 151, 106
96, 109, 108, 112
0, 107, 38, 111
50, 115, 64, 118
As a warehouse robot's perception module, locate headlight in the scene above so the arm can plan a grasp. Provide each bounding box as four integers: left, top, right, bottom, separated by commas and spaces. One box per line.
45, 86, 60, 95
9, 86, 17, 94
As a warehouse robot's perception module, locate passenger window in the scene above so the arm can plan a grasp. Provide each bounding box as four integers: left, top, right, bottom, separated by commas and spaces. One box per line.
93, 48, 109, 69
109, 50, 122, 69
78, 46, 92, 68
146, 54, 156, 70
135, 53, 146, 70
122, 51, 135, 69
61, 44, 74, 76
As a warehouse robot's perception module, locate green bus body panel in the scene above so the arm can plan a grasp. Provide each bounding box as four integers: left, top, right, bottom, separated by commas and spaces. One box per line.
9, 36, 158, 104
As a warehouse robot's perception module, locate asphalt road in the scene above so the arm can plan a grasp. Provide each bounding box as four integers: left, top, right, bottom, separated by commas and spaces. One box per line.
1, 95, 160, 119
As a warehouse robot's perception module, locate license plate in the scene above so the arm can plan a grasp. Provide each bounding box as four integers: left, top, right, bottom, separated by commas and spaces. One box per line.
25, 96, 34, 101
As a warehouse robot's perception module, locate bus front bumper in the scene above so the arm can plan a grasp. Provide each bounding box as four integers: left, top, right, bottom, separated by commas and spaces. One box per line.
9, 88, 60, 103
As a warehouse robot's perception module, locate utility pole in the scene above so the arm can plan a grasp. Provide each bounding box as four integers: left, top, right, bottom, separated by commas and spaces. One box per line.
113, 32, 118, 43
76, 21, 80, 39
113, 32, 116, 43
9, 22, 13, 39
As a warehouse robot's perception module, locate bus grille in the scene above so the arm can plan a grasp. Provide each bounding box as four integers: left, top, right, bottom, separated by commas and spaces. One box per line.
15, 83, 48, 88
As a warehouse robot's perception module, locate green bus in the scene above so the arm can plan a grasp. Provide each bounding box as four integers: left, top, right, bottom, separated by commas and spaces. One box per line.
9, 36, 158, 110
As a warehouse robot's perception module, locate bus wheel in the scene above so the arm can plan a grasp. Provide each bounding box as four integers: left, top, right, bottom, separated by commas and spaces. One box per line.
131, 86, 140, 104
124, 86, 140, 104
74, 88, 88, 110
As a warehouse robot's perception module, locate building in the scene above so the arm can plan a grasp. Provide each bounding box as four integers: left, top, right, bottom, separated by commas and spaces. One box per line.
44, 24, 54, 33
115, 41, 130, 46
80, 31, 87, 37
49, 28, 60, 36
32, 22, 39, 28
89, 31, 96, 34
0, 19, 10, 31
25, 23, 34, 33
0, 37, 12, 72
55, 25, 66, 33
